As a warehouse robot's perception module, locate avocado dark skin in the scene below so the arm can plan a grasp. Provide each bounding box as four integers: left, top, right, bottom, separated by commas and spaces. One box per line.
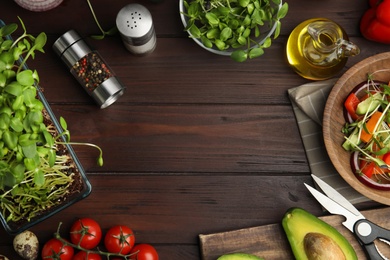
282, 207, 357, 260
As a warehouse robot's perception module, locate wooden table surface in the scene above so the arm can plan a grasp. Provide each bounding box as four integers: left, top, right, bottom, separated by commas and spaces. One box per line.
0, 0, 387, 259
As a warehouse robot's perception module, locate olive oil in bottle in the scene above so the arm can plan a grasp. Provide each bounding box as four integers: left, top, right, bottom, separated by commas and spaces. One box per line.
286, 18, 360, 80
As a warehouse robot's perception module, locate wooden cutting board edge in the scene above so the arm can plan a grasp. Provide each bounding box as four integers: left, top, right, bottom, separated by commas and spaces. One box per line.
199, 207, 390, 260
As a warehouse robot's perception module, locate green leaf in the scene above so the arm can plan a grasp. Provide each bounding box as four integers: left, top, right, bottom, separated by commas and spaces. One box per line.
248, 47, 264, 59
220, 27, 232, 41
206, 28, 220, 39
277, 3, 289, 20
274, 20, 281, 39
33, 168, 45, 186
246, 3, 254, 14
11, 163, 25, 183
10, 117, 24, 132
201, 36, 213, 48
237, 35, 247, 45
12, 95, 24, 111
21, 142, 37, 158
214, 39, 226, 50
4, 81, 23, 96
0, 73, 6, 87
0, 52, 15, 69
23, 88, 37, 107
0, 23, 17, 37
0, 114, 10, 130
239, 0, 250, 7
42, 130, 54, 147
24, 156, 37, 171
262, 37, 272, 48
1, 40, 13, 52
17, 70, 35, 86
231, 50, 248, 62
48, 149, 56, 167
189, 24, 201, 38
3, 130, 17, 150
60, 117, 68, 131
206, 12, 219, 27
34, 32, 47, 52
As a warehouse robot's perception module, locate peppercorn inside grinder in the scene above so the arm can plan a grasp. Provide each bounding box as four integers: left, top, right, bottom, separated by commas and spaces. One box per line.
53, 30, 125, 108
116, 3, 157, 55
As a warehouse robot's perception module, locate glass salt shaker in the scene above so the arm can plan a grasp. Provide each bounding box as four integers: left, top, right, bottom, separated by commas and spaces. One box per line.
116, 3, 157, 55
52, 30, 125, 108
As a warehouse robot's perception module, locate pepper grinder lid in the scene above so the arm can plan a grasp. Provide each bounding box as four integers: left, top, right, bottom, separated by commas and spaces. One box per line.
116, 3, 156, 54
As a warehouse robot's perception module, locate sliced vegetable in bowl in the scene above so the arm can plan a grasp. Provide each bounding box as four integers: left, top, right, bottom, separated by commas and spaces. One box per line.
323, 52, 390, 206
342, 77, 390, 189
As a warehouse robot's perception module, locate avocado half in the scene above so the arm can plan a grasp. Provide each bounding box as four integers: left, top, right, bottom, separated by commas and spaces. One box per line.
282, 207, 357, 260
217, 253, 264, 260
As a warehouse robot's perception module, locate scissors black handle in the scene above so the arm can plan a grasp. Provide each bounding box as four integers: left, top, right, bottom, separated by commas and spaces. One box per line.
354, 219, 390, 260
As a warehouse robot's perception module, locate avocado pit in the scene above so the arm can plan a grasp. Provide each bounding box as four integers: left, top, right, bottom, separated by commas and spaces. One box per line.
304, 232, 346, 260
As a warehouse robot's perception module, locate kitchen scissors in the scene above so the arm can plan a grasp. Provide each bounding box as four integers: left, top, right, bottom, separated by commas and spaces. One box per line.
304, 174, 390, 260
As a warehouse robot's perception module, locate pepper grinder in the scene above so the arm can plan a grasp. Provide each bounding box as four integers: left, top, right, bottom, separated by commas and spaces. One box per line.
52, 30, 125, 109
116, 3, 157, 55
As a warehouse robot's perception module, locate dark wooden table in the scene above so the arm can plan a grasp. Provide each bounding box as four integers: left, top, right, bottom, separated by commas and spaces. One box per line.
0, 0, 387, 259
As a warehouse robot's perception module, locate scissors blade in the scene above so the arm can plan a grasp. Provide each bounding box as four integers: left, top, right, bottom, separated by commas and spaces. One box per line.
304, 183, 365, 232
311, 174, 361, 216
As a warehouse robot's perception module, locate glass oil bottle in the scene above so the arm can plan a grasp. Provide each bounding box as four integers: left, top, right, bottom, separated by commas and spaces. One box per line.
286, 18, 360, 80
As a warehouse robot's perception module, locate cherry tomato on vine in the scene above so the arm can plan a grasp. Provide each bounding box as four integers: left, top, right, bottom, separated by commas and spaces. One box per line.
72, 251, 102, 260
70, 218, 102, 249
41, 238, 74, 260
104, 225, 135, 254
129, 244, 159, 260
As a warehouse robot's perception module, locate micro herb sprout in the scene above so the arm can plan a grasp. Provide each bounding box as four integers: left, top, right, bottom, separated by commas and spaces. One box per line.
86, 0, 118, 40
0, 18, 103, 223
181, 0, 288, 62
342, 70, 390, 182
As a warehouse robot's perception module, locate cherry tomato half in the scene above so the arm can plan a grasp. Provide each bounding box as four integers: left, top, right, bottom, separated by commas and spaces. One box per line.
41, 238, 74, 260
104, 225, 135, 254
72, 251, 102, 260
130, 244, 159, 260
70, 218, 102, 249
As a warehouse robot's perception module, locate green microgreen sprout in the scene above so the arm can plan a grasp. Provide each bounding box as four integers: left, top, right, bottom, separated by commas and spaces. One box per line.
86, 0, 118, 40
0, 18, 103, 224
342, 70, 390, 181
181, 0, 288, 62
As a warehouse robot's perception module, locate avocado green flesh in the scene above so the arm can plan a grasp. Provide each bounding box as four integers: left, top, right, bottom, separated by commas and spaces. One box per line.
217, 253, 264, 260
282, 208, 357, 260
355, 92, 382, 115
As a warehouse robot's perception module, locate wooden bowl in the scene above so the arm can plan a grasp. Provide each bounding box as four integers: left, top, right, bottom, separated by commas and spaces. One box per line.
323, 52, 390, 206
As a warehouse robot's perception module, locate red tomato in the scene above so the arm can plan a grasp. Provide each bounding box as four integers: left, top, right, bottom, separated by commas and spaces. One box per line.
70, 218, 102, 249
41, 238, 74, 260
72, 251, 102, 260
104, 225, 135, 254
344, 92, 360, 120
383, 152, 390, 165
129, 244, 159, 260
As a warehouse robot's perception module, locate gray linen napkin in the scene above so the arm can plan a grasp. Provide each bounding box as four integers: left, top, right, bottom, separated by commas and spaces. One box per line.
288, 79, 370, 205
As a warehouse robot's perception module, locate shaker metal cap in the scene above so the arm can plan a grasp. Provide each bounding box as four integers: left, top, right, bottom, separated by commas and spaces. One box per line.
52, 30, 82, 56
116, 3, 154, 45
92, 77, 125, 109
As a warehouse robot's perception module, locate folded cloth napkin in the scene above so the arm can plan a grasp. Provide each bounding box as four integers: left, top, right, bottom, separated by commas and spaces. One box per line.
288, 79, 370, 205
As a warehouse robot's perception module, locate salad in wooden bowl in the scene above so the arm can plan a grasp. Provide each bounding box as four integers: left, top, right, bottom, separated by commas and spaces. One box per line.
323, 52, 390, 205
